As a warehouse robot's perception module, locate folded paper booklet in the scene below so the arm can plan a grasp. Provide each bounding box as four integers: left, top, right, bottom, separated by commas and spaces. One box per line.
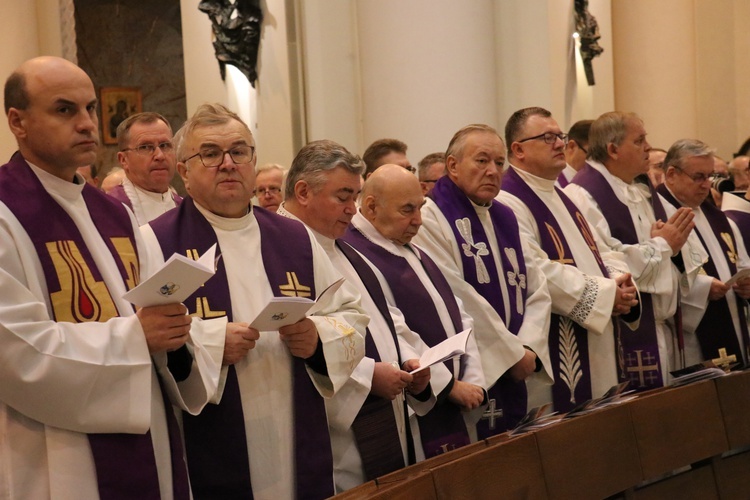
250, 278, 345, 331
123, 244, 218, 308
725, 267, 750, 286
409, 328, 472, 374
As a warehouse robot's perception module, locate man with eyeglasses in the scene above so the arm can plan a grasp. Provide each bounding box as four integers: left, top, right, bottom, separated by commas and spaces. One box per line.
254, 162, 285, 212
657, 139, 750, 367
557, 119, 593, 188
109, 112, 182, 224
497, 107, 638, 412
417, 152, 446, 195
566, 112, 706, 388
412, 124, 551, 437
362, 138, 414, 179
140, 103, 366, 499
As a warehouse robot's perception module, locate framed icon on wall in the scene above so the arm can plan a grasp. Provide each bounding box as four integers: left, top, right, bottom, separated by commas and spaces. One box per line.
100, 87, 142, 145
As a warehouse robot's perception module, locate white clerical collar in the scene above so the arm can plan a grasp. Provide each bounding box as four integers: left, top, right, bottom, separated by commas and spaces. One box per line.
276, 203, 335, 251
27, 160, 84, 202
721, 191, 750, 212
662, 184, 702, 214
195, 200, 254, 231
508, 163, 556, 192
351, 210, 410, 257
123, 177, 173, 203
588, 159, 650, 204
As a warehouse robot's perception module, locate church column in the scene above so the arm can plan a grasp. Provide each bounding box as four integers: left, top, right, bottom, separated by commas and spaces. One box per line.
354, 0, 499, 161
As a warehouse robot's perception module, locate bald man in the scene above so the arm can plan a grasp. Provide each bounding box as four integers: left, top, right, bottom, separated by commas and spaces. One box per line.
343, 164, 488, 459
0, 56, 219, 498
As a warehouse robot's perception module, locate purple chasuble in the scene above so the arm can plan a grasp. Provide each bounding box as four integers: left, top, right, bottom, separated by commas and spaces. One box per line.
107, 183, 183, 211
571, 164, 667, 390
149, 200, 334, 500
502, 167, 612, 411
336, 240, 410, 475
341, 227, 472, 457
657, 186, 750, 363
0, 153, 189, 500
428, 175, 528, 437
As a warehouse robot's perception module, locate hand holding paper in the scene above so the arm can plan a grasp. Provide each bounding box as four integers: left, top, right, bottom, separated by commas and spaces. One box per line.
123, 244, 218, 307
250, 278, 345, 331
409, 328, 472, 374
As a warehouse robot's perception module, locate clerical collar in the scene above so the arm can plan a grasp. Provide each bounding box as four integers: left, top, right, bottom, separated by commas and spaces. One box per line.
508, 164, 555, 192
194, 200, 253, 231
276, 203, 336, 251
123, 177, 172, 202
27, 160, 84, 203
351, 210, 409, 257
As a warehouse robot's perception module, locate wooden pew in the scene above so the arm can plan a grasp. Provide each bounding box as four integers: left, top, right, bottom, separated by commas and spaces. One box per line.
430, 433, 546, 500
535, 404, 641, 500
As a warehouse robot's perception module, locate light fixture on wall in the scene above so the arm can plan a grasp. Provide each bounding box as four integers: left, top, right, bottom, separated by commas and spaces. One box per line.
199, 0, 264, 87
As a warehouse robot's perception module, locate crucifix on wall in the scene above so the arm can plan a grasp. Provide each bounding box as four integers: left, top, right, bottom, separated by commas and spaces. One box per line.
574, 0, 604, 86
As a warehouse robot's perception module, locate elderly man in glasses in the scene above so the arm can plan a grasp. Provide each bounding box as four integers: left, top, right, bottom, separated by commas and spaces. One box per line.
140, 103, 366, 499
657, 139, 750, 367
254, 163, 286, 212
411, 123, 552, 438
497, 107, 638, 412
565, 112, 706, 388
108, 111, 182, 224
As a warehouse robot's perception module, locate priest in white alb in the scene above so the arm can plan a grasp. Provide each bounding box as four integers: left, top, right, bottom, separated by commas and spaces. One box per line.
497, 107, 639, 411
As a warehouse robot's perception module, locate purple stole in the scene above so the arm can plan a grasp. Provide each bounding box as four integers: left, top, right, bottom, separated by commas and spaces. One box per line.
149, 200, 334, 500
557, 171, 570, 188
341, 227, 472, 457
336, 240, 409, 475
723, 193, 750, 252
571, 164, 666, 390
502, 167, 614, 411
657, 186, 750, 363
107, 183, 183, 211
0, 153, 189, 500
428, 176, 528, 437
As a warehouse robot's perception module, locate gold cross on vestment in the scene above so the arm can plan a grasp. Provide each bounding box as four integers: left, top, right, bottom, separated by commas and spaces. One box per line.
279, 271, 312, 298
712, 347, 736, 371
626, 350, 659, 388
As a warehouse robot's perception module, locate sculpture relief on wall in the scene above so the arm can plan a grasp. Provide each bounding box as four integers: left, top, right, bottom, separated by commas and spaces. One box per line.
199, 0, 264, 87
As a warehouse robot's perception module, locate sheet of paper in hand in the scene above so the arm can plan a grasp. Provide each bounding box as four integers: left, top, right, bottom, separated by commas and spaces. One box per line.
250, 278, 345, 331
123, 244, 219, 307
409, 328, 473, 374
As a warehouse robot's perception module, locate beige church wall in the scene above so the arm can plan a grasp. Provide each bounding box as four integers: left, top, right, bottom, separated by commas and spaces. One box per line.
299, 0, 615, 162
612, 0, 748, 159
0, 0, 47, 161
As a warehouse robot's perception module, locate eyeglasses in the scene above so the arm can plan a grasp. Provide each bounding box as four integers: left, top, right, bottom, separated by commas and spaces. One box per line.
577, 143, 588, 154
421, 179, 439, 184
121, 142, 174, 156
183, 145, 255, 168
517, 132, 569, 145
673, 166, 712, 184
403, 165, 416, 173
254, 187, 281, 196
